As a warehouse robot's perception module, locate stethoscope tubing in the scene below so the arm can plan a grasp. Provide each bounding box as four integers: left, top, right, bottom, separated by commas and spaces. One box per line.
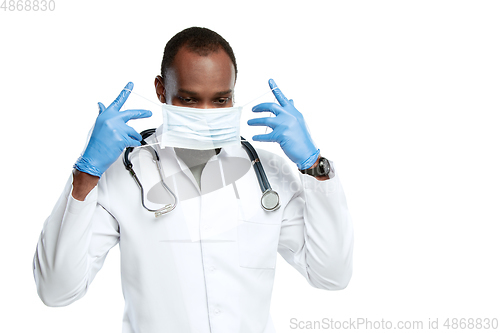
123, 130, 279, 217
240, 137, 271, 193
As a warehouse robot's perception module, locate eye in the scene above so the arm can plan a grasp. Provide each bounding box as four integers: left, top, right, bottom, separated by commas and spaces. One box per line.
214, 97, 231, 105
177, 96, 196, 104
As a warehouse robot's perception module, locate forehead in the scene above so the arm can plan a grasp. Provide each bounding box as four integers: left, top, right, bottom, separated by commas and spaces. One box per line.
167, 46, 235, 94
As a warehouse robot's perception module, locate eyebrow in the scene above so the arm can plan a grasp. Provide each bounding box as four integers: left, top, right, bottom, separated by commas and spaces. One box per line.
178, 88, 198, 96
177, 88, 233, 96
215, 89, 233, 95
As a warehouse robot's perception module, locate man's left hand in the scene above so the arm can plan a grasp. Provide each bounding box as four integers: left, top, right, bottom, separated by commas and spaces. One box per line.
248, 79, 320, 170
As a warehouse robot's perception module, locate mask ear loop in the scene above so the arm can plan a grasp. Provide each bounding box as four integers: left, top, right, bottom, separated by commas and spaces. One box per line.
240, 86, 279, 108
124, 88, 164, 108
239, 86, 279, 139
123, 88, 164, 148
124, 86, 279, 109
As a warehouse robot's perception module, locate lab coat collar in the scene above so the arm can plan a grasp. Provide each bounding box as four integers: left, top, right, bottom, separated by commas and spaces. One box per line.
153, 125, 234, 194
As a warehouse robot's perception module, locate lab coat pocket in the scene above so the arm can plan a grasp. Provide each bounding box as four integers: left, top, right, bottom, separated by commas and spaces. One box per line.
237, 220, 280, 269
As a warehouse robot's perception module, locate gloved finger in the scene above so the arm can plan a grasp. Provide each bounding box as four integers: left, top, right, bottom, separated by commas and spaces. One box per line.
252, 132, 275, 142
247, 117, 279, 129
252, 102, 284, 116
98, 102, 106, 115
109, 82, 134, 111
120, 109, 153, 123
123, 125, 143, 142
289, 99, 294, 106
269, 79, 289, 107
125, 138, 142, 148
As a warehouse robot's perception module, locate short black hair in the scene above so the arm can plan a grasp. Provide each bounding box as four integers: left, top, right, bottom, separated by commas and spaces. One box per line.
161, 27, 237, 81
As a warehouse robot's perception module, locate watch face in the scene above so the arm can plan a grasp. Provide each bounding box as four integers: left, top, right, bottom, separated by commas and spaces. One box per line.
319, 158, 330, 175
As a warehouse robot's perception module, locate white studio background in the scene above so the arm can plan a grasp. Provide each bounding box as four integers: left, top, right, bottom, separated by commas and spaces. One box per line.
1, 1, 499, 332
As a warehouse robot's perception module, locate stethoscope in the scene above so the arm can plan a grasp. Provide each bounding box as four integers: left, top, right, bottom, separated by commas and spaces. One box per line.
123, 129, 280, 218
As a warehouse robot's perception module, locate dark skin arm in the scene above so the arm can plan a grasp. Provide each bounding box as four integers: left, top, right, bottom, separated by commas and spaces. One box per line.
71, 169, 99, 201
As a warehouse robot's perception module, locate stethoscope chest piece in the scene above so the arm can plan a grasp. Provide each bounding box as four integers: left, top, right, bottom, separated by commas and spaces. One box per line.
261, 189, 280, 211
240, 136, 280, 212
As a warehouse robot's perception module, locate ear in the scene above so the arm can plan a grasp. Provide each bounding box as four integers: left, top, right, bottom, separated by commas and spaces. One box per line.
154, 75, 166, 103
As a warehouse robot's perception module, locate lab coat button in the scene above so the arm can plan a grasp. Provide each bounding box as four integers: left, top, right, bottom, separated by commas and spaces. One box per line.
208, 265, 215, 272
214, 308, 220, 314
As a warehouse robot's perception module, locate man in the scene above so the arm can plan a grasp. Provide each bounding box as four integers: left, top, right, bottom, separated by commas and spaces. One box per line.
33, 27, 353, 333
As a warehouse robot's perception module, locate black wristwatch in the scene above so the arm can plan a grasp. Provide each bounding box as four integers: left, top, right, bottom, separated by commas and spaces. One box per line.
299, 156, 331, 177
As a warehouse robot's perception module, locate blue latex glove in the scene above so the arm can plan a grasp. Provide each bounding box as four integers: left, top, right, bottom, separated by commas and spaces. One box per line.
74, 82, 152, 177
247, 79, 320, 170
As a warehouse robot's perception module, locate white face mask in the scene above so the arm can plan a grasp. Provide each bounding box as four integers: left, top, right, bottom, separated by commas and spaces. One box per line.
160, 104, 243, 150
124, 85, 278, 150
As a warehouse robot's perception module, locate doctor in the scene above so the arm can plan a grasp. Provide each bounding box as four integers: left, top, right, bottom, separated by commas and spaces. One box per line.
33, 27, 354, 333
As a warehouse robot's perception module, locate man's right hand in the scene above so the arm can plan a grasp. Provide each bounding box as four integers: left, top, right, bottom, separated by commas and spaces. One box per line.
73, 82, 152, 178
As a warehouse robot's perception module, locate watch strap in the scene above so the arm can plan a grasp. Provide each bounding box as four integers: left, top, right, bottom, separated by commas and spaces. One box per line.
299, 156, 330, 177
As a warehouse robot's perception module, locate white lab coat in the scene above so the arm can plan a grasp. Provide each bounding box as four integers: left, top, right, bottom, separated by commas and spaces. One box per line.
33, 131, 354, 333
